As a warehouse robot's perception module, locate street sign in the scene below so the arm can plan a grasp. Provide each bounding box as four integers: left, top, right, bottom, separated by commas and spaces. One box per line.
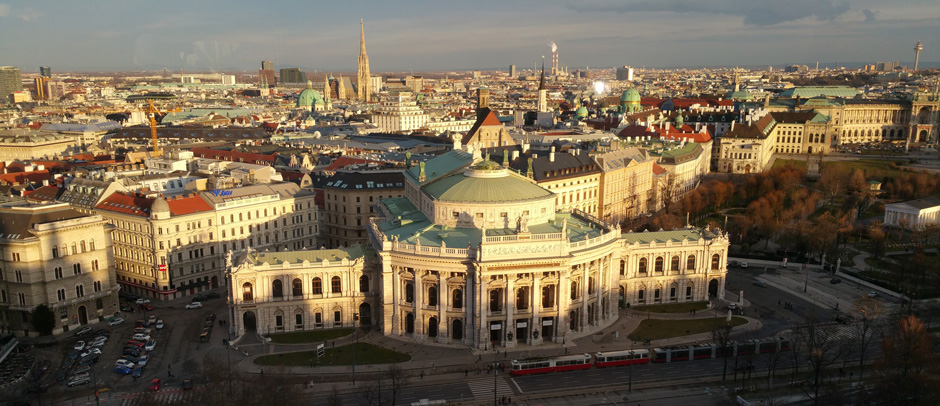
316, 343, 325, 358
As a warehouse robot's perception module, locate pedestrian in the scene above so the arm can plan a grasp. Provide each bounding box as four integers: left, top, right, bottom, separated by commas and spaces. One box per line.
477, 354, 482, 362
465, 369, 468, 377
778, 300, 781, 306
420, 371, 424, 379
693, 309, 696, 315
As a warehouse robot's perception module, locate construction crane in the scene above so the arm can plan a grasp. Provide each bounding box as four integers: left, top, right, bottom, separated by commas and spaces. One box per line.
145, 99, 164, 157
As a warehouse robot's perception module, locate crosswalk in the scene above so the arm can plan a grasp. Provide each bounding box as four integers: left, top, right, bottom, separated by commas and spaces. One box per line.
118, 391, 190, 405
466, 377, 514, 400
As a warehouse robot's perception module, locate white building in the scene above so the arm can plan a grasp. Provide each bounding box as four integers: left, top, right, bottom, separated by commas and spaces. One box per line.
884, 197, 940, 229
371, 92, 429, 133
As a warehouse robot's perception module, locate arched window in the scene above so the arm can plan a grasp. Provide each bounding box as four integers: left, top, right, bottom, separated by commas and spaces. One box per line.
687, 255, 696, 270
711, 254, 721, 270
272, 280, 283, 298
570, 281, 579, 300
428, 286, 438, 307
292, 278, 302, 296
331, 276, 341, 293
638, 258, 648, 274
52, 246, 58, 258
242, 283, 253, 301
312, 277, 322, 294
452, 289, 463, 309
670, 256, 680, 271
89, 239, 95, 251
516, 287, 529, 310
359, 275, 369, 293
71, 243, 77, 255
588, 277, 595, 294
405, 283, 414, 303
81, 241, 87, 253
655, 257, 664, 273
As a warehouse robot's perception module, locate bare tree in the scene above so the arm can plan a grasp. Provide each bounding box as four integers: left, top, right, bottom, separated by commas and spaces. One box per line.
386, 364, 411, 406
850, 296, 884, 383
873, 315, 940, 405
759, 337, 788, 390
794, 311, 847, 406
712, 320, 734, 381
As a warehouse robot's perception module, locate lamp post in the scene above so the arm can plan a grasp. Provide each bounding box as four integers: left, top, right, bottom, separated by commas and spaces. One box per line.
493, 359, 500, 406
352, 313, 358, 385
628, 340, 634, 393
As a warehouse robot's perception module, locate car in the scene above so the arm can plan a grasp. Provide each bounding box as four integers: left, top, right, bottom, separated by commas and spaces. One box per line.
185, 302, 203, 309
76, 326, 93, 336
204, 320, 214, 328
740, 262, 748, 269
113, 365, 133, 375
145, 340, 156, 352
181, 379, 193, 390
73, 365, 91, 376
205, 291, 221, 299
93, 333, 109, 342
115, 359, 135, 368
206, 313, 216, 321
137, 354, 149, 366
193, 295, 208, 302
155, 320, 164, 329
135, 320, 146, 328
835, 314, 848, 324
95, 329, 110, 337
78, 355, 100, 366
752, 280, 768, 288
729, 260, 740, 267
108, 317, 125, 326
122, 348, 142, 357
134, 327, 152, 335
125, 340, 146, 348
830, 278, 842, 284
121, 305, 135, 312
80, 348, 102, 358
132, 334, 151, 342
728, 303, 739, 310
138, 304, 154, 311
147, 315, 157, 326
121, 355, 139, 365
132, 366, 144, 378
74, 341, 86, 351
868, 291, 878, 297
68, 350, 81, 360
136, 298, 151, 305
67, 374, 91, 387
149, 378, 161, 392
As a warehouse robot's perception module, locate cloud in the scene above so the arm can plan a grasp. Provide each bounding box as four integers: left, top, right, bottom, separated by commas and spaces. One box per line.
569, 0, 851, 26
862, 9, 876, 22
0, 4, 9, 17
17, 8, 40, 21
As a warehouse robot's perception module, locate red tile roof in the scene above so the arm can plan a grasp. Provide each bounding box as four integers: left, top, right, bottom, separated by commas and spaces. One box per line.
190, 148, 277, 165
96, 192, 155, 217
24, 185, 63, 202
652, 163, 667, 175
165, 195, 213, 216
323, 156, 384, 172
0, 170, 52, 185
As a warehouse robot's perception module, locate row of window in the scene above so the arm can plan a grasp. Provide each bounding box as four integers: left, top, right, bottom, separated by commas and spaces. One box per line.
635, 254, 721, 274
51, 240, 97, 258
241, 275, 370, 301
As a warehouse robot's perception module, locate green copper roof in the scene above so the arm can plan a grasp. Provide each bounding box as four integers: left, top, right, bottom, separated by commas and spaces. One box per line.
621, 88, 641, 103
249, 245, 370, 265
802, 98, 844, 107
809, 112, 830, 123
405, 150, 474, 184
575, 106, 589, 117
423, 170, 552, 203
780, 86, 859, 99
621, 228, 713, 244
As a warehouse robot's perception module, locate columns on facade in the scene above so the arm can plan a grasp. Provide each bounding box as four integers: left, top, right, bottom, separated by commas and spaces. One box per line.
438, 272, 448, 341
384, 262, 398, 335
414, 270, 424, 339
580, 264, 588, 329
558, 269, 569, 341
531, 275, 542, 345
505, 275, 515, 347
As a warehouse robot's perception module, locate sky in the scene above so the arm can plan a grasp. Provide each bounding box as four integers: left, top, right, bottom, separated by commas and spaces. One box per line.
0, 0, 938, 73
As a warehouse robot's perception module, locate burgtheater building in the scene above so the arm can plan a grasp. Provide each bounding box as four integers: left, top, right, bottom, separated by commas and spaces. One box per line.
229, 149, 730, 349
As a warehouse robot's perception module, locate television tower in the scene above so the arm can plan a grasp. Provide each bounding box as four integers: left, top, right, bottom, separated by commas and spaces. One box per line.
914, 41, 923, 71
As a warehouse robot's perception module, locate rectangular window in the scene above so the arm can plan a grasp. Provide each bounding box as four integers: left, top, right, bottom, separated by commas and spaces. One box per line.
334, 311, 341, 322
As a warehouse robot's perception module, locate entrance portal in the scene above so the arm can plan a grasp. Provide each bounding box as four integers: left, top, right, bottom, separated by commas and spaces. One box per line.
243, 311, 257, 332
78, 306, 88, 325
708, 279, 719, 297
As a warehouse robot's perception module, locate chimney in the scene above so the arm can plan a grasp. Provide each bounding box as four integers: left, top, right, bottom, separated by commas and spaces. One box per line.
731, 122, 735, 131
549, 146, 555, 162
511, 150, 519, 161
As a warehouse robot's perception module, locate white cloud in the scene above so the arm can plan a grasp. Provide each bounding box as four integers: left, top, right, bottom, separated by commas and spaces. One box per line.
0, 4, 10, 17
17, 8, 40, 22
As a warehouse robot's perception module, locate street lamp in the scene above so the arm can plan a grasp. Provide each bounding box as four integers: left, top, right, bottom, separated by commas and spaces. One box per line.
493, 359, 500, 406
352, 313, 358, 385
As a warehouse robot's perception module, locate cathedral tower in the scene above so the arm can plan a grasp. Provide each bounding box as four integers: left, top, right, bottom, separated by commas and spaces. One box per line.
358, 19, 372, 102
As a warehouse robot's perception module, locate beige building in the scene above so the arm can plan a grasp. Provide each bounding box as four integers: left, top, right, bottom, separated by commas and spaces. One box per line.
322, 170, 404, 249
0, 130, 78, 161
0, 203, 119, 337
371, 92, 429, 133
229, 246, 377, 336
595, 146, 655, 224
95, 183, 317, 301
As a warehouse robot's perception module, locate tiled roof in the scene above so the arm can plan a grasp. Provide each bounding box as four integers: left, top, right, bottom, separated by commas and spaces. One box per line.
96, 192, 155, 217
113, 126, 269, 141
0, 204, 88, 240
621, 228, 718, 244
652, 163, 667, 175
324, 171, 405, 191
323, 156, 384, 172
0, 170, 52, 185
25, 185, 63, 202
189, 148, 276, 165
165, 194, 213, 216
248, 245, 370, 266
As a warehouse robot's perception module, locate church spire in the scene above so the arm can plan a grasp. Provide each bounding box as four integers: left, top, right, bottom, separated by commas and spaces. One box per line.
357, 19, 372, 102
538, 57, 546, 90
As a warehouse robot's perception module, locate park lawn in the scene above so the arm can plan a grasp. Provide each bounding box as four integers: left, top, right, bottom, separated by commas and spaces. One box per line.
821, 159, 907, 179
893, 252, 940, 268
772, 159, 807, 171
628, 317, 747, 342
634, 301, 709, 313
254, 342, 411, 366
863, 257, 896, 271
266, 328, 354, 344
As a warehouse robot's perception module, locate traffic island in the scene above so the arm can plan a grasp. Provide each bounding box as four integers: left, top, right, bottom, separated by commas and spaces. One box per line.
628, 317, 748, 342
254, 342, 411, 366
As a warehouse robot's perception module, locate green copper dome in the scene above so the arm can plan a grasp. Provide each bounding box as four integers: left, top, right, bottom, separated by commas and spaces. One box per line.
297, 80, 324, 107
621, 88, 641, 103
423, 166, 552, 203
575, 106, 589, 118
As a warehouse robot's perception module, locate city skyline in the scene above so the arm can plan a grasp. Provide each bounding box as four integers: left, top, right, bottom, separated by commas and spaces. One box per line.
0, 0, 938, 72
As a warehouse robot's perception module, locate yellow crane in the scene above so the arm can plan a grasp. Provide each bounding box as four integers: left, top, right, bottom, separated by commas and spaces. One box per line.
145, 99, 166, 157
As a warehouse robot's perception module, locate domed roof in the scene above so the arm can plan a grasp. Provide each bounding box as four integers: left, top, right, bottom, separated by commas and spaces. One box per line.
575, 106, 589, 118
297, 81, 323, 108
151, 197, 170, 216
621, 88, 641, 103
422, 165, 553, 203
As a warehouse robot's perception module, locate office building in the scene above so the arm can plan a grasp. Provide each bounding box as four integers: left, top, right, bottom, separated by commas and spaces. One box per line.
39, 66, 51, 78
0, 66, 23, 101
280, 68, 306, 85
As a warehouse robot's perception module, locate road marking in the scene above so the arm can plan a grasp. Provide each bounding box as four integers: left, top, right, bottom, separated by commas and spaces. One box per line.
508, 377, 525, 394
467, 377, 514, 399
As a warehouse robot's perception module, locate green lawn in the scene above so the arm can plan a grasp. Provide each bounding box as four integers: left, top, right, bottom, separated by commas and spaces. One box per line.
266, 328, 354, 344
864, 257, 896, 271
821, 159, 907, 179
628, 317, 748, 342
772, 159, 807, 170
255, 342, 411, 367
633, 301, 709, 313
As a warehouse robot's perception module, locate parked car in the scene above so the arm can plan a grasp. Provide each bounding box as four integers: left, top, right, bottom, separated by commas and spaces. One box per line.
752, 280, 768, 288
728, 303, 739, 310
132, 366, 144, 378
73, 365, 91, 376
121, 305, 135, 312
192, 295, 208, 302
125, 340, 145, 348
205, 291, 221, 299
76, 326, 93, 337
134, 328, 152, 335
74, 341, 86, 351
145, 340, 156, 352
122, 348, 142, 357
113, 365, 133, 375
147, 316, 157, 326
868, 291, 878, 297
181, 379, 193, 390
67, 374, 91, 387
80, 348, 101, 358
78, 355, 100, 366
132, 333, 151, 342
149, 378, 161, 391
185, 302, 203, 310
138, 304, 154, 311
155, 320, 164, 329
137, 354, 149, 366
740, 262, 748, 269
136, 298, 151, 305
115, 359, 135, 368
135, 320, 146, 328
108, 317, 125, 326
830, 278, 842, 284
206, 313, 216, 322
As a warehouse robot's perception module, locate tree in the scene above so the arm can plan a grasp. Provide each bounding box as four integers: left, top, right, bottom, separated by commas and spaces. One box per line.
794, 310, 847, 406
712, 319, 734, 382
850, 296, 884, 383
873, 316, 940, 405
818, 165, 848, 209
31, 304, 56, 336
867, 222, 887, 259
386, 364, 411, 406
